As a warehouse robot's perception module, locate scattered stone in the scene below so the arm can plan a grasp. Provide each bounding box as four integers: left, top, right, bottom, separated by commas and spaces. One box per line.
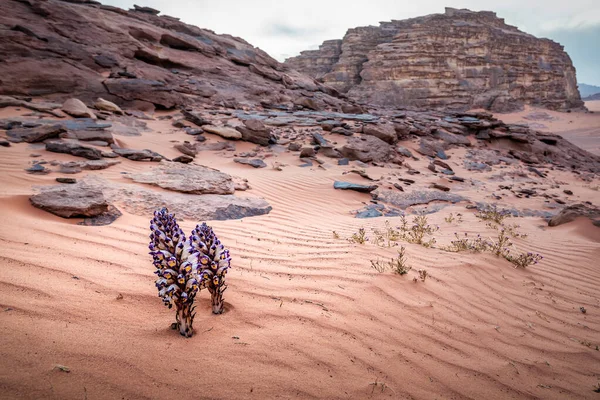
184, 127, 203, 136
450, 176, 465, 182
0, 140, 11, 147
112, 147, 164, 161
46, 140, 103, 160
563, 190, 573, 195
300, 147, 316, 158
26, 164, 51, 174
7, 125, 66, 143
66, 130, 114, 144
94, 98, 123, 114
79, 205, 122, 226
363, 123, 397, 144
182, 110, 210, 127
396, 146, 413, 158
172, 155, 194, 164
464, 161, 491, 171
431, 183, 450, 192
30, 184, 109, 218
174, 141, 197, 157
59, 160, 120, 171
236, 119, 274, 146
288, 142, 302, 151
311, 132, 329, 147
62, 98, 96, 119
331, 127, 354, 136
56, 178, 77, 184
337, 158, 349, 166
234, 158, 267, 168
124, 161, 235, 194
394, 183, 404, 191
202, 125, 242, 140
333, 181, 378, 193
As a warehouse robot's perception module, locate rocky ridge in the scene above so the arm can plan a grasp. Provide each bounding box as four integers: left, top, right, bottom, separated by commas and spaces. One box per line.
285, 8, 584, 112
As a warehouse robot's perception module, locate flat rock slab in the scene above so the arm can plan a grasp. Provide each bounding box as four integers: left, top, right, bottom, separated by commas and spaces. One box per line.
234, 158, 267, 168
81, 176, 271, 221
59, 160, 120, 171
374, 189, 467, 209
124, 161, 235, 194
112, 148, 164, 161
548, 204, 600, 227
7, 125, 66, 143
334, 181, 378, 193
46, 140, 103, 160
30, 183, 109, 218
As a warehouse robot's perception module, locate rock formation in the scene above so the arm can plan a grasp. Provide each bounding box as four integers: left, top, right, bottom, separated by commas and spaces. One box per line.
0, 0, 347, 111
285, 8, 584, 112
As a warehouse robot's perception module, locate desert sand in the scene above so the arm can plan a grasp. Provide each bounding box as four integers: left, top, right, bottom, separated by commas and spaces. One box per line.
0, 105, 599, 400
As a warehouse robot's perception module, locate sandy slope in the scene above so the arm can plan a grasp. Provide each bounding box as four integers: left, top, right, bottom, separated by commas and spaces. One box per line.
0, 107, 599, 399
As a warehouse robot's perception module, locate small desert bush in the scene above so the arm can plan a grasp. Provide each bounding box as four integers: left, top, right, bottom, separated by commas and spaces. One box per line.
443, 232, 489, 253
402, 215, 438, 248
476, 205, 512, 224
444, 213, 463, 224
505, 251, 543, 268
370, 246, 411, 275
349, 228, 368, 244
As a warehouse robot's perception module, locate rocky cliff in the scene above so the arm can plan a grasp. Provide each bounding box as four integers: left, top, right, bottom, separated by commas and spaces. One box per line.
285, 8, 584, 112
0, 0, 348, 111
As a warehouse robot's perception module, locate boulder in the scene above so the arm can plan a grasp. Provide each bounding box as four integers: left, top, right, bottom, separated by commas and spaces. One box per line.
362, 123, 397, 144
174, 141, 197, 157
112, 148, 164, 161
45, 140, 103, 160
339, 135, 393, 163
94, 98, 124, 115
202, 125, 242, 140
30, 184, 109, 218
374, 189, 467, 209
62, 98, 97, 119
235, 119, 273, 146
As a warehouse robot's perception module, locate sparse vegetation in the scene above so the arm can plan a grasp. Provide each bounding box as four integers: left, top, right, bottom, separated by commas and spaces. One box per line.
403, 215, 438, 248
443, 232, 489, 253
391, 246, 411, 275
505, 251, 543, 268
370, 246, 411, 275
476, 205, 512, 224
372, 220, 401, 247
332, 231, 340, 239
489, 227, 513, 258
349, 228, 368, 244
418, 269, 428, 282
445, 213, 463, 224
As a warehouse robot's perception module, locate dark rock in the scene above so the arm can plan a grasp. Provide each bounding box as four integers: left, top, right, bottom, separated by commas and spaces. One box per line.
311, 132, 329, 147
235, 119, 273, 146
356, 208, 383, 218
59, 160, 120, 171
396, 146, 413, 158
300, 147, 316, 158
234, 158, 267, 168
26, 164, 51, 174
341, 104, 366, 114
0, 140, 10, 147
333, 181, 378, 193
67, 130, 114, 144
563, 190, 573, 195
79, 205, 122, 226
431, 183, 450, 192
184, 127, 204, 136
133, 4, 160, 14
174, 141, 197, 157
93, 54, 118, 68
337, 158, 350, 166
393, 183, 404, 191
56, 178, 77, 184
30, 184, 109, 218
172, 155, 194, 164
331, 127, 354, 136
464, 161, 491, 171
7, 125, 66, 143
450, 176, 465, 182
46, 140, 103, 160
112, 147, 164, 161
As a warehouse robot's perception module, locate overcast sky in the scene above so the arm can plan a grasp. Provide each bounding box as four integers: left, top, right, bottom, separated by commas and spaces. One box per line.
103, 0, 600, 86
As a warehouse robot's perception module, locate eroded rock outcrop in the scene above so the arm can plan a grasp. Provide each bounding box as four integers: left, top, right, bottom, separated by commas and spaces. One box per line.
285, 8, 584, 112
0, 0, 348, 111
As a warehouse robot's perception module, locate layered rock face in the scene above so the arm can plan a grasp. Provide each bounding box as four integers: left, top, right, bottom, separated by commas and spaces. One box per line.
285, 8, 584, 112
0, 0, 347, 111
